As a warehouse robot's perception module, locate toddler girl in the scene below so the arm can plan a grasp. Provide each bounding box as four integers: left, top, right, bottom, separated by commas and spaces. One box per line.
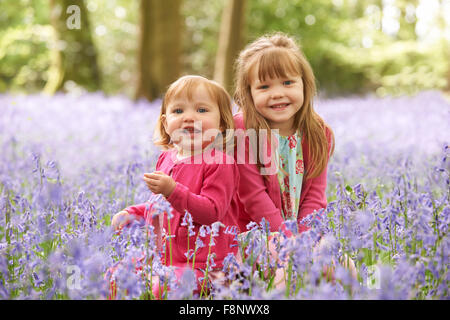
110, 75, 240, 298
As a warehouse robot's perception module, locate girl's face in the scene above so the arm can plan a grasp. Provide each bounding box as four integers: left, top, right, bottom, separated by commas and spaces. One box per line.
249, 66, 304, 136
162, 84, 222, 154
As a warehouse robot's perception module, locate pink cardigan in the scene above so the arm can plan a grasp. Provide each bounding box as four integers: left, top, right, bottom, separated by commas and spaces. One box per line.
234, 113, 331, 233
125, 148, 239, 269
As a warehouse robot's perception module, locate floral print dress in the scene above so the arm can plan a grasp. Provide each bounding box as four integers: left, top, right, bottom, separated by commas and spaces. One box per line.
275, 131, 304, 221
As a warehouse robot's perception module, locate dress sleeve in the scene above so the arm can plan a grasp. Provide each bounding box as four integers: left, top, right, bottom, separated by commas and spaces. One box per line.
166, 161, 238, 226
233, 113, 284, 232
125, 203, 147, 218
297, 127, 333, 232
237, 162, 284, 232
297, 164, 328, 231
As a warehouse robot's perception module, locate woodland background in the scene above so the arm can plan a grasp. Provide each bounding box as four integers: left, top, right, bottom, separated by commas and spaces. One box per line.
1, 0, 449, 300
1, 0, 450, 100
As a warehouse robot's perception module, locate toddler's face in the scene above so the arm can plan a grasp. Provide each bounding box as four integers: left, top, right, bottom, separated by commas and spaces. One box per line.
249, 66, 304, 136
162, 84, 222, 154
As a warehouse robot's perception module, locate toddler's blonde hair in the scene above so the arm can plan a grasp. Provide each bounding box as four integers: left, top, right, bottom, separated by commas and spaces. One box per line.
154, 75, 235, 150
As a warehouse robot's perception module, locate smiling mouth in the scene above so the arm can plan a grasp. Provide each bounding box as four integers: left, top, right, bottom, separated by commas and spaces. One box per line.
182, 127, 202, 134
270, 103, 290, 109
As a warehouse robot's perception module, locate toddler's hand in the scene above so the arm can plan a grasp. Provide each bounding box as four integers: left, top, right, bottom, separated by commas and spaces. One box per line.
111, 210, 135, 230
313, 237, 358, 283
339, 253, 357, 280
143, 171, 176, 198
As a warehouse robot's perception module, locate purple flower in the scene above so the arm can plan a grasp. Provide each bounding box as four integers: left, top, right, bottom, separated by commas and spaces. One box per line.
2, 91, 449, 299
181, 211, 196, 237
168, 268, 197, 299
195, 237, 205, 249
148, 193, 173, 221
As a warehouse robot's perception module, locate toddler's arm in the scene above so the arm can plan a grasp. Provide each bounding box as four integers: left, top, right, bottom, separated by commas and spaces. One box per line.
111, 210, 133, 230
111, 209, 144, 230
111, 202, 149, 229
165, 162, 238, 226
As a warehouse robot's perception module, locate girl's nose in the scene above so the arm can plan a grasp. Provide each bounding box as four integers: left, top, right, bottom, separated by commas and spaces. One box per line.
183, 110, 195, 122
270, 91, 283, 99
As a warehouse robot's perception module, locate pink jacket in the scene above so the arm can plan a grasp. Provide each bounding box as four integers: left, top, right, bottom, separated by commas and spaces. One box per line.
234, 113, 331, 233
125, 148, 239, 269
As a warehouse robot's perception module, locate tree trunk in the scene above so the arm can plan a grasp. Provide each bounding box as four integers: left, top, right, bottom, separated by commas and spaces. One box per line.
214, 0, 247, 94
446, 47, 450, 92
397, 0, 418, 40
44, 0, 101, 94
135, 0, 182, 102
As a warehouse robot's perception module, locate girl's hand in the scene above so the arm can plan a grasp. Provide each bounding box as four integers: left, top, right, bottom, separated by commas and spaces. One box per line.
111, 210, 134, 230
143, 171, 176, 198
313, 237, 358, 283
339, 253, 358, 280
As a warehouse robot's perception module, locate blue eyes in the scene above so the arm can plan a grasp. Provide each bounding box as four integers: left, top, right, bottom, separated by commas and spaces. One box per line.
172, 108, 208, 114
257, 80, 294, 89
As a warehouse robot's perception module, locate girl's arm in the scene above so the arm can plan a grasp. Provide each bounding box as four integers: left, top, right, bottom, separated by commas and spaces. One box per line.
297, 127, 333, 232
236, 161, 284, 232
297, 164, 328, 232
165, 159, 238, 226
233, 113, 284, 232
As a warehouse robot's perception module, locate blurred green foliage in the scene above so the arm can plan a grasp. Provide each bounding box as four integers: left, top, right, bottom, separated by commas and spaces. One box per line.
0, 0, 448, 97
0, 0, 51, 92
245, 0, 448, 96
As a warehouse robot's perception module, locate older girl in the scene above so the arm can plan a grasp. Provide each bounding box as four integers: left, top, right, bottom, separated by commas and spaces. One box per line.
234, 32, 334, 233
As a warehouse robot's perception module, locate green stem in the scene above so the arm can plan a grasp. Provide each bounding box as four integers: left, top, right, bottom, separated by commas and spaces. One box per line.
145, 227, 151, 299
191, 233, 201, 271
167, 213, 173, 266
285, 255, 293, 298
372, 231, 377, 263
186, 229, 190, 266
200, 233, 214, 299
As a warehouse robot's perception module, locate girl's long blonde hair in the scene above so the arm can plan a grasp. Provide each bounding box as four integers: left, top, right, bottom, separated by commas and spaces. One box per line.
154, 75, 235, 150
234, 32, 334, 179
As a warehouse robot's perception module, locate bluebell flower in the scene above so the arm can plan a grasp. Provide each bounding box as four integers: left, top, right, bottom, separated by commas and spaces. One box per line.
149, 193, 173, 219
195, 237, 205, 249
2, 91, 449, 299
184, 249, 195, 260
211, 221, 224, 236
245, 221, 258, 231
168, 268, 197, 299
199, 225, 209, 238
181, 211, 195, 236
